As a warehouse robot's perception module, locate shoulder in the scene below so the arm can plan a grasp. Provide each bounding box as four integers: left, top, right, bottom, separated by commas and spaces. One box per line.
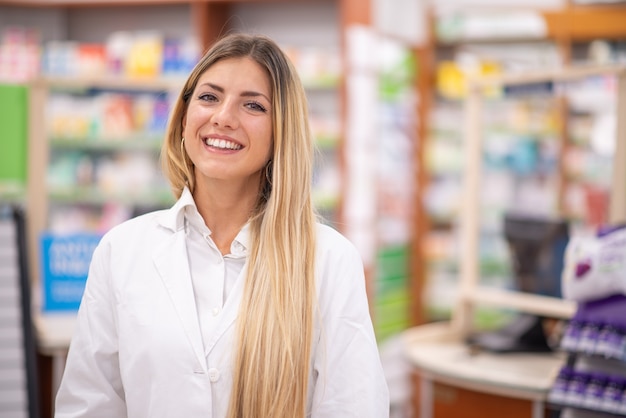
313, 223, 372, 326
315, 222, 360, 258
314, 222, 364, 283
96, 209, 170, 255
88, 209, 172, 277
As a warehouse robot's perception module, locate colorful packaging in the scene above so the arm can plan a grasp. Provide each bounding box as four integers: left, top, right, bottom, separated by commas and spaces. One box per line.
562, 224, 626, 302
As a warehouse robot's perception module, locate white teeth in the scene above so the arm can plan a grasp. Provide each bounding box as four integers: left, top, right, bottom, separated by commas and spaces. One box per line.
204, 138, 242, 150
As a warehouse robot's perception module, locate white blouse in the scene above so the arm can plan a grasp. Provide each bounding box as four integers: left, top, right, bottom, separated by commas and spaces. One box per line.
183, 201, 246, 356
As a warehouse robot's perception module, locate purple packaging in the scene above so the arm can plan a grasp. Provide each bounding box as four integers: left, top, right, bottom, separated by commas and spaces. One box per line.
596, 322, 617, 358
561, 320, 583, 352
606, 324, 625, 360
565, 370, 591, 408
578, 321, 601, 354
601, 376, 624, 414
617, 377, 626, 415
573, 295, 626, 359
549, 366, 573, 405
582, 372, 607, 410
618, 326, 626, 362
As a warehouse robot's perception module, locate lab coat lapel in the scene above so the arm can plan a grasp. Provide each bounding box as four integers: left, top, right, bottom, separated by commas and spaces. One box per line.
152, 230, 207, 372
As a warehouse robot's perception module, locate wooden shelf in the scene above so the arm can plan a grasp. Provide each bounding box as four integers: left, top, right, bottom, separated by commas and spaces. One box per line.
544, 6, 626, 41
472, 63, 626, 88
0, 0, 320, 5
0, 0, 188, 5
462, 287, 576, 320
48, 187, 173, 205
50, 137, 163, 151
35, 75, 184, 92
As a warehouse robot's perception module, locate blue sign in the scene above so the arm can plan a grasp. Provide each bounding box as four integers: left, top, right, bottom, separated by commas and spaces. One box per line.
40, 233, 102, 312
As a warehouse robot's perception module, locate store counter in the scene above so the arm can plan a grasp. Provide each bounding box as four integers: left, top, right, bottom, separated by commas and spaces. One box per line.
403, 321, 566, 418
35, 313, 76, 401
36, 313, 75, 353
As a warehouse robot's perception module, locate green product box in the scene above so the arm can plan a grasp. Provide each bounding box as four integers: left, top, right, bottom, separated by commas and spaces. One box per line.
374, 244, 411, 342
0, 84, 28, 185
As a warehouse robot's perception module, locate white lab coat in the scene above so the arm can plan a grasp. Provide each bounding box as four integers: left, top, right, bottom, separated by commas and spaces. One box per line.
55, 194, 390, 418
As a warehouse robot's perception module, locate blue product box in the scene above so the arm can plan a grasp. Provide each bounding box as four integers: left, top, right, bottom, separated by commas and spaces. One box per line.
40, 233, 102, 312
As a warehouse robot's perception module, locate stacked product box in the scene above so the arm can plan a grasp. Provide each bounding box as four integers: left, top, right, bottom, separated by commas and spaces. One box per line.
549, 225, 626, 416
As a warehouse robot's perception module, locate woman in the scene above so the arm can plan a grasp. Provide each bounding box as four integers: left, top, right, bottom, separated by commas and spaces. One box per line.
55, 33, 389, 418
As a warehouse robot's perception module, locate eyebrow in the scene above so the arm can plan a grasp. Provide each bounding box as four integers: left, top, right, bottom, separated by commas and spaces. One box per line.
202, 82, 271, 103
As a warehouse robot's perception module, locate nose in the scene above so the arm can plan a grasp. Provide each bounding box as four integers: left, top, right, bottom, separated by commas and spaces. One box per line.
211, 100, 238, 129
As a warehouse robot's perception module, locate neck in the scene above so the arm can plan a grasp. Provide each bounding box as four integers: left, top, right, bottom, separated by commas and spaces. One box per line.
192, 177, 260, 255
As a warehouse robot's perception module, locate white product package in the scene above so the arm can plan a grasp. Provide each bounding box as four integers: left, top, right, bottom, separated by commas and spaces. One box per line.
562, 226, 626, 302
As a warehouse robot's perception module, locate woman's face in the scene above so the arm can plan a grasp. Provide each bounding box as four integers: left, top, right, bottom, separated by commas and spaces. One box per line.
182, 56, 273, 189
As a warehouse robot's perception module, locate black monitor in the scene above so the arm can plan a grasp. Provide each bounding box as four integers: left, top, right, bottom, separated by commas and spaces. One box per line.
503, 212, 570, 298
467, 212, 570, 353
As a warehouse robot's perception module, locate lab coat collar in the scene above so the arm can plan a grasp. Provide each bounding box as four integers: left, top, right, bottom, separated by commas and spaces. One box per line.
156, 187, 195, 233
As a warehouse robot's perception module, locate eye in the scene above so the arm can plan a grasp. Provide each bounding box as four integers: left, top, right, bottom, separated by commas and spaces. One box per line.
245, 101, 267, 113
197, 92, 218, 102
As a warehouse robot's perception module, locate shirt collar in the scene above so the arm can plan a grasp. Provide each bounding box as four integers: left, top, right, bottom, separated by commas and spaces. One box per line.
159, 187, 251, 254
232, 223, 250, 255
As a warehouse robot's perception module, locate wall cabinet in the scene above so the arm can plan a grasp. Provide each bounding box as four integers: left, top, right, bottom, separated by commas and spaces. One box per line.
414, 2, 626, 328
32, 77, 182, 234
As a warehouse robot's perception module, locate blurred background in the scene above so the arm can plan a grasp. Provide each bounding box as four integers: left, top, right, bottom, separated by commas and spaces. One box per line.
2, 0, 626, 417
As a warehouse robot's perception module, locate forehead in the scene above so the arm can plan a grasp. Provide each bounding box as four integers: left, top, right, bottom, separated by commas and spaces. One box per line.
198, 57, 272, 95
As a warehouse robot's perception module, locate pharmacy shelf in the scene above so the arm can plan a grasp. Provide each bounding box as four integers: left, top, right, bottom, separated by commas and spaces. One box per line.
50, 137, 163, 152
34, 75, 184, 92
48, 187, 173, 206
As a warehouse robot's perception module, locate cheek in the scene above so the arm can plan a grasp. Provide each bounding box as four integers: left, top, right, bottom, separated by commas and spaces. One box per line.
263, 136, 274, 163
182, 111, 194, 138
184, 105, 210, 129
257, 122, 273, 157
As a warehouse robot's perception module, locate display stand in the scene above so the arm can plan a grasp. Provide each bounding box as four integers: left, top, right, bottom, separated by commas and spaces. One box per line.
403, 64, 626, 418
0, 205, 40, 418
455, 64, 626, 335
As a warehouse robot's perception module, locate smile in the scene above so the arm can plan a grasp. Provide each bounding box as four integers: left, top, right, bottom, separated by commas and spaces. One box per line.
203, 137, 243, 150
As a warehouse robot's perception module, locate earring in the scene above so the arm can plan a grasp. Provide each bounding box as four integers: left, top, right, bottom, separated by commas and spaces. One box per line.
181, 137, 189, 168
261, 160, 273, 201
265, 160, 273, 186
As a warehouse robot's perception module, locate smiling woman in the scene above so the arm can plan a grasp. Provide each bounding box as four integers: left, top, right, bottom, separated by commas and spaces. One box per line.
54, 33, 389, 418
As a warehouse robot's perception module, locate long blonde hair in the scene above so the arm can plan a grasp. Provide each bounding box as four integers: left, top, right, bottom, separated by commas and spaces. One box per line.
161, 33, 317, 418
